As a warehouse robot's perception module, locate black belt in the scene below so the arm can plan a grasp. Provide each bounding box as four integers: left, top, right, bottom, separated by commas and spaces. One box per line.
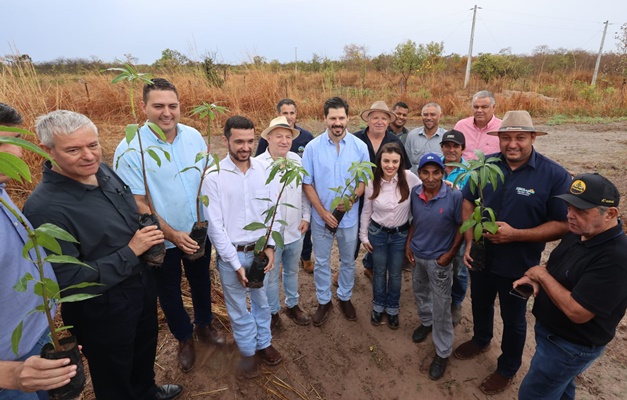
371, 220, 410, 234
235, 242, 256, 252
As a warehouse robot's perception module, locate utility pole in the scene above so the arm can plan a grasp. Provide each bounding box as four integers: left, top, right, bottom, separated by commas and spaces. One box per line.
295, 47, 298, 74
591, 20, 609, 85
464, 5, 480, 88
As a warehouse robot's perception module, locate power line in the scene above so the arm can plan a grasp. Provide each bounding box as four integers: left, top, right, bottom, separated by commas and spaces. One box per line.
487, 7, 603, 25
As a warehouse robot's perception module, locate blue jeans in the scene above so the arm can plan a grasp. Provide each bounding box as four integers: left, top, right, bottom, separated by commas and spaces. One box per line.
469, 269, 528, 377
451, 243, 468, 305
368, 223, 407, 315
518, 322, 604, 400
267, 236, 304, 314
155, 241, 214, 342
311, 221, 358, 304
0, 330, 50, 400
216, 251, 272, 357
412, 257, 454, 358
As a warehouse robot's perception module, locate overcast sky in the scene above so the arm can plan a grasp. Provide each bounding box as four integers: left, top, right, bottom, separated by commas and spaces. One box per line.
3, 0, 624, 64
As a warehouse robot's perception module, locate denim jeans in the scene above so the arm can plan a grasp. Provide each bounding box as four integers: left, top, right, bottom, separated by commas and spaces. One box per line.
368, 223, 407, 315
155, 240, 214, 342
216, 251, 272, 357
518, 322, 605, 400
0, 329, 50, 400
412, 257, 454, 358
267, 236, 304, 314
311, 221, 358, 304
451, 243, 468, 305
469, 269, 528, 377
300, 227, 313, 261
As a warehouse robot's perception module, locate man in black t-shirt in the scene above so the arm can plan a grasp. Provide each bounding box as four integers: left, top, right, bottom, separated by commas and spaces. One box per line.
514, 173, 627, 400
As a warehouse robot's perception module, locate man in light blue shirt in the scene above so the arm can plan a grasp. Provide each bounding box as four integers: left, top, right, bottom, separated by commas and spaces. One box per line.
302, 97, 369, 326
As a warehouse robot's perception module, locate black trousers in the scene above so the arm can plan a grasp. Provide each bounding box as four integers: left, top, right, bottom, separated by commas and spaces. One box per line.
62, 271, 158, 400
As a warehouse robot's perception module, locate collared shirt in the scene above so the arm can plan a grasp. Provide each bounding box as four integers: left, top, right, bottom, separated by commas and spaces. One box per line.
114, 123, 208, 249
204, 156, 279, 271
359, 170, 421, 243
255, 150, 311, 245
302, 130, 369, 228
353, 127, 412, 170
461, 149, 571, 278
1, 185, 56, 360
393, 126, 409, 145
533, 222, 627, 347
443, 156, 469, 189
409, 183, 463, 259
24, 162, 143, 294
454, 115, 502, 160
404, 126, 447, 174
254, 125, 314, 158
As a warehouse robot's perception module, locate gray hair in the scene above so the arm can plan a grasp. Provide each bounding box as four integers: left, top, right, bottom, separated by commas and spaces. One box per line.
421, 102, 442, 114
35, 110, 98, 148
472, 90, 495, 106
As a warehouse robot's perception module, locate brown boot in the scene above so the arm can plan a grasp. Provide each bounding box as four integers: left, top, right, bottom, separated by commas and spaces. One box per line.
271, 313, 282, 330
453, 340, 490, 360
301, 258, 314, 273
178, 338, 195, 372
479, 371, 514, 395
194, 323, 225, 345
237, 355, 258, 379
312, 302, 332, 326
285, 305, 311, 325
338, 299, 356, 321
257, 345, 283, 366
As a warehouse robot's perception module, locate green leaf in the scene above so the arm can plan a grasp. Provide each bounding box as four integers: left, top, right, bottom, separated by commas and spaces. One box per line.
271, 230, 284, 250
146, 148, 161, 167
58, 293, 101, 303
125, 124, 139, 144
11, 321, 23, 356
44, 255, 94, 270
485, 207, 496, 223
13, 273, 33, 292
254, 237, 266, 255
147, 122, 167, 142
177, 166, 201, 176
473, 223, 483, 242
61, 282, 104, 291
330, 197, 341, 211
243, 222, 267, 231
41, 278, 60, 299
199, 194, 209, 207
0, 152, 31, 182
276, 219, 288, 226
460, 218, 476, 234
34, 233, 62, 255
484, 221, 499, 234
0, 135, 54, 163
36, 223, 79, 243
195, 151, 208, 164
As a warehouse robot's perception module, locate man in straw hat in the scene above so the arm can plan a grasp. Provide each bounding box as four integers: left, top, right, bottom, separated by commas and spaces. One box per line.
514, 173, 627, 399
405, 102, 447, 174
453, 110, 572, 395
255, 116, 312, 328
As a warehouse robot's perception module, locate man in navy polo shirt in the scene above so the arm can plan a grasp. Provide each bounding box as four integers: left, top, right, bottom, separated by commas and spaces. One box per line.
453, 111, 571, 395
515, 173, 627, 400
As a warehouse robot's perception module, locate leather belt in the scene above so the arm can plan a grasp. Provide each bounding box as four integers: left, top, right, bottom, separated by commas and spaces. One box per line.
371, 220, 410, 234
235, 242, 256, 252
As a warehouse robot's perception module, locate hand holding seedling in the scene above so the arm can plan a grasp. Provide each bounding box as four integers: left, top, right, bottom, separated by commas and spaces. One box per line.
321, 209, 339, 228
128, 225, 165, 256
262, 247, 275, 273
9, 357, 77, 392
482, 221, 515, 244
168, 230, 200, 255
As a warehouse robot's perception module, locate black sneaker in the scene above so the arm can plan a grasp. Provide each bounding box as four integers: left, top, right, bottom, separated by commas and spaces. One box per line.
386, 314, 399, 330
429, 355, 448, 380
412, 324, 433, 343
370, 310, 383, 325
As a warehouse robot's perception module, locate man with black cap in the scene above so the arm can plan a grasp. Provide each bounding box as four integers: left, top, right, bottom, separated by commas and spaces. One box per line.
453, 110, 571, 395
515, 173, 627, 400
406, 153, 463, 380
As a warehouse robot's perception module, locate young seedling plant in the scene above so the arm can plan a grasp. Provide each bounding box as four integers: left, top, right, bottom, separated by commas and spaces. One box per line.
108, 64, 170, 266
242, 157, 308, 288
326, 160, 376, 233
447, 149, 504, 270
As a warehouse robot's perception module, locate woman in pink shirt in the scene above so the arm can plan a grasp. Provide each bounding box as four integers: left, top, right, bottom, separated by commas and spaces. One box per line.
360, 142, 421, 329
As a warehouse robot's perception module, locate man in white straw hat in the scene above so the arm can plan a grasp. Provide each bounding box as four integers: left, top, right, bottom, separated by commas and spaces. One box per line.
453, 110, 572, 395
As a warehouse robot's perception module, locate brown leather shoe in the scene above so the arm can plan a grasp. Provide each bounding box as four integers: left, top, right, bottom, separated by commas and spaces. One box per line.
257, 345, 283, 366
332, 271, 339, 287
363, 268, 373, 282
338, 299, 357, 321
194, 324, 226, 345
453, 340, 490, 360
479, 371, 513, 395
285, 305, 311, 325
271, 313, 282, 330
237, 355, 258, 379
312, 302, 332, 326
178, 339, 195, 372
301, 258, 314, 274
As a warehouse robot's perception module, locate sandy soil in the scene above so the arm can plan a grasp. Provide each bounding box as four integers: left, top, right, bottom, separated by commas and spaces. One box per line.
94, 121, 627, 400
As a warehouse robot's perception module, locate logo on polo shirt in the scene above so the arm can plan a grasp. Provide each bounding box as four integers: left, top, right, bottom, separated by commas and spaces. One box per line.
515, 187, 536, 196
570, 180, 586, 194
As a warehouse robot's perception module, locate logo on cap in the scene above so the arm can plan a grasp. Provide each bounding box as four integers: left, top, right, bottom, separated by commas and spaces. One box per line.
570, 180, 586, 195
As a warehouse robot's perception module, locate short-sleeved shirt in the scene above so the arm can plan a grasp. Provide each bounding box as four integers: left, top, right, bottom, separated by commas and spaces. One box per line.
302, 131, 369, 228
114, 123, 208, 249
353, 127, 412, 170
254, 125, 314, 158
461, 149, 571, 278
404, 126, 447, 174
409, 183, 463, 260
533, 222, 627, 346
454, 116, 502, 160
443, 156, 469, 189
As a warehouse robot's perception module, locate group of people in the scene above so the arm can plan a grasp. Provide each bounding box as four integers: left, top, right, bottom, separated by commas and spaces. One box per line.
1, 80, 626, 400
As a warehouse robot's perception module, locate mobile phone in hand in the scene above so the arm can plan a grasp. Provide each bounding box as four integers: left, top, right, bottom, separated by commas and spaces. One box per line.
510, 283, 534, 299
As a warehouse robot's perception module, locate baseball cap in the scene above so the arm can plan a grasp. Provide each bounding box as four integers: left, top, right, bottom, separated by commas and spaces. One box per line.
418, 152, 445, 170
440, 129, 465, 146
555, 173, 620, 209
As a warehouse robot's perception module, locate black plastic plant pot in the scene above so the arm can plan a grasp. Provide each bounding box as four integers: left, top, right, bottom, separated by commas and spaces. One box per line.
469, 240, 487, 272
139, 213, 166, 267
325, 208, 345, 234
246, 253, 268, 288
41, 336, 85, 400
185, 220, 208, 261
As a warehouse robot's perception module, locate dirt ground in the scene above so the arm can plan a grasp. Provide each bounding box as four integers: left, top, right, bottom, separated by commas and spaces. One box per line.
95, 121, 627, 399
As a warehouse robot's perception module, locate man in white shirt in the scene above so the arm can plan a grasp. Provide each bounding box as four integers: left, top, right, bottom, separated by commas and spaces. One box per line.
255, 117, 311, 328
203, 116, 282, 379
